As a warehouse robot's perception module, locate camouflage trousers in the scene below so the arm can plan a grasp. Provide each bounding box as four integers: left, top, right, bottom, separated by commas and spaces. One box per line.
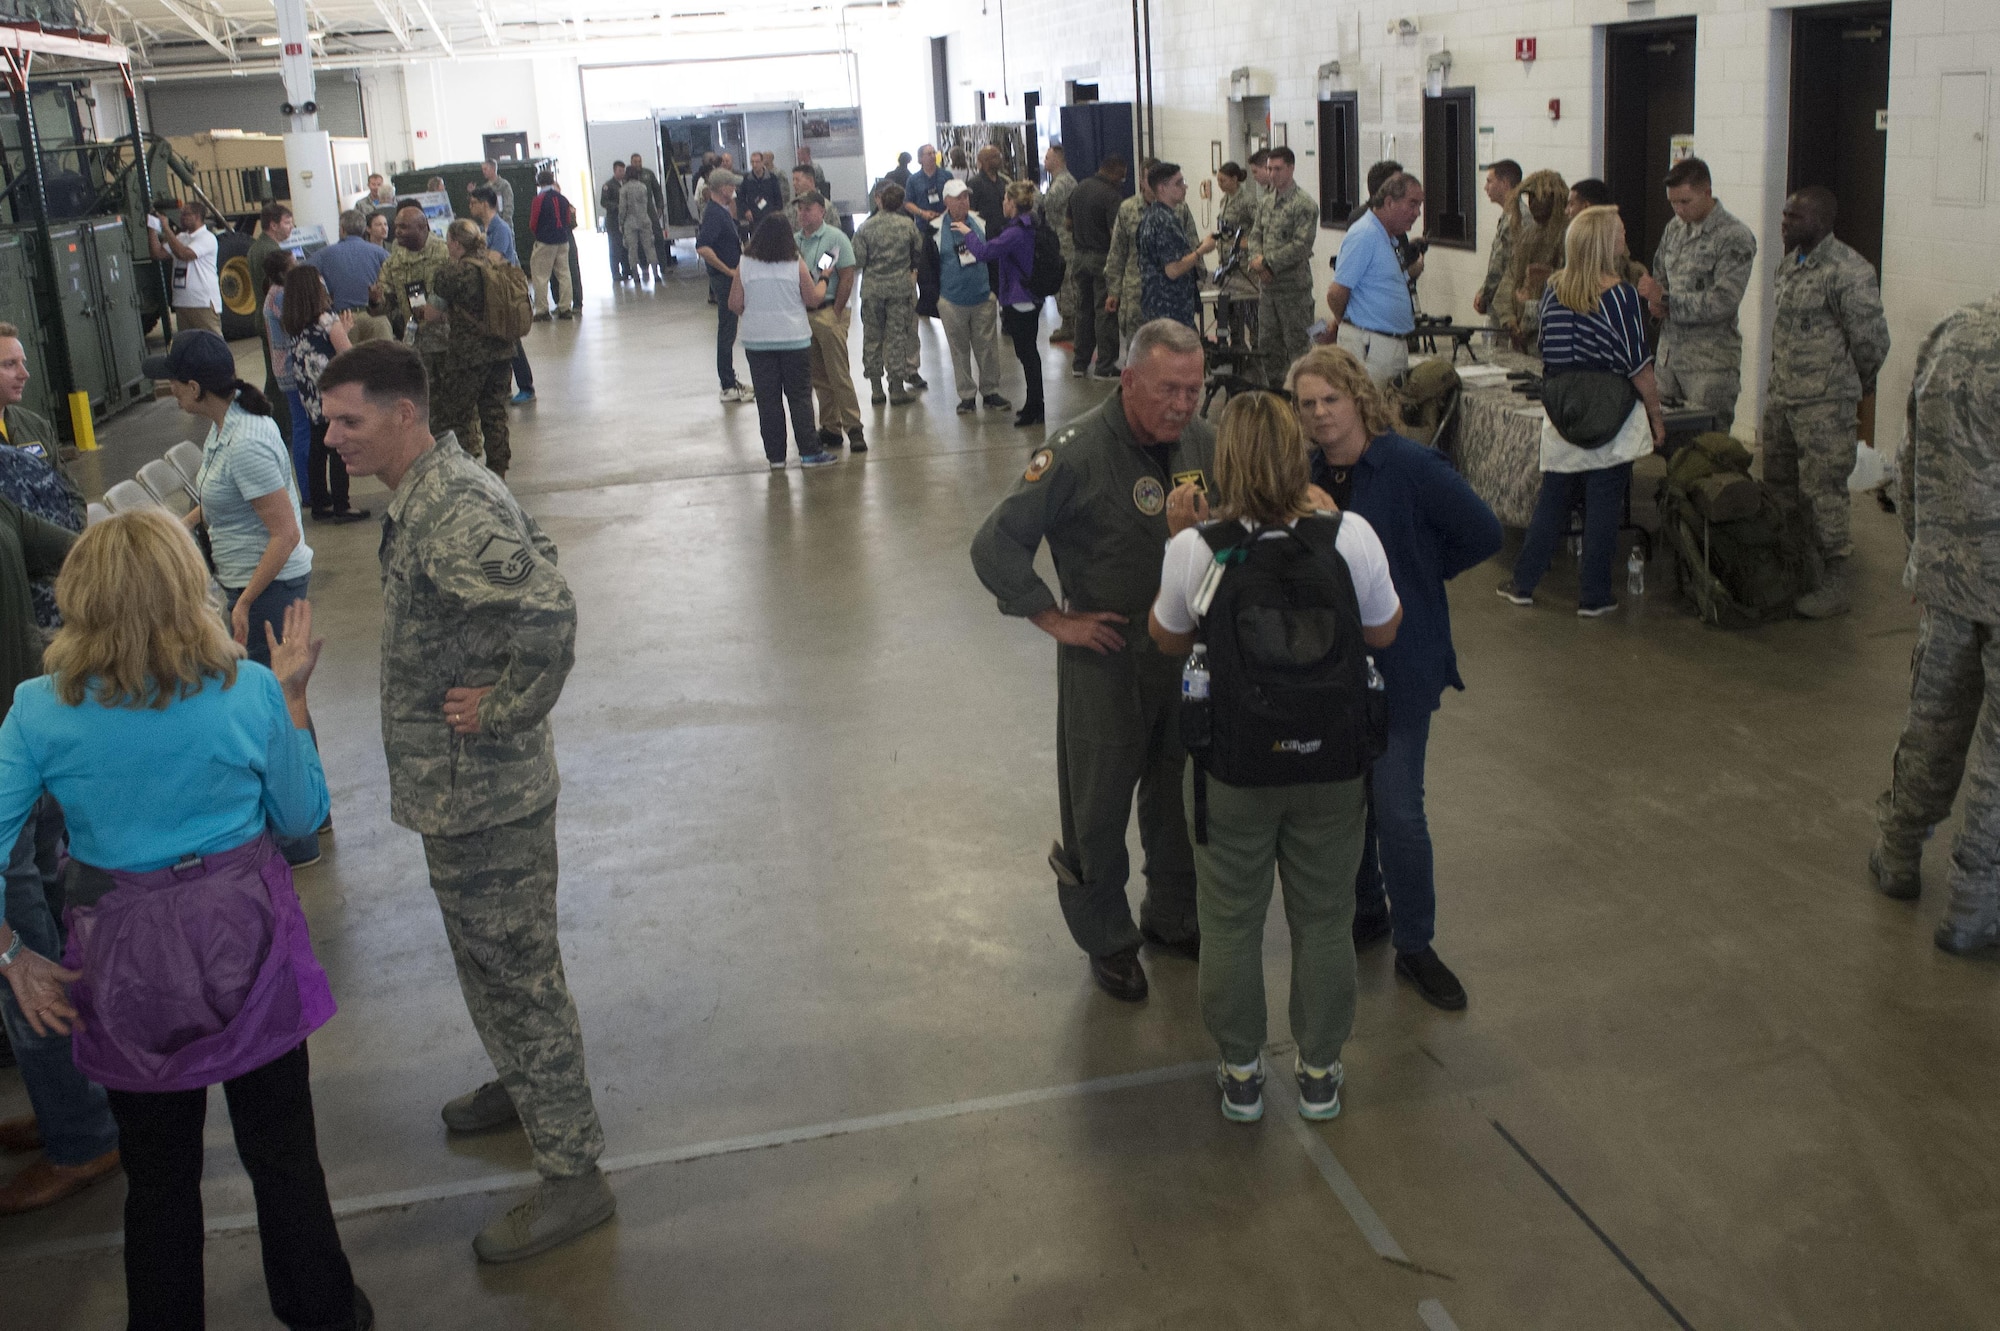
1657, 358, 1741, 434
1118, 274, 1144, 358
861, 289, 918, 382
423, 800, 605, 1179
1054, 233, 1079, 333
621, 218, 659, 274
1759, 397, 1856, 559
433, 358, 513, 477
1877, 607, 2000, 924
1259, 284, 1316, 387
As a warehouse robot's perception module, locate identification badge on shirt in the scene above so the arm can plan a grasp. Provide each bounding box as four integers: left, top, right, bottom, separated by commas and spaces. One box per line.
406, 280, 428, 309
958, 248, 978, 267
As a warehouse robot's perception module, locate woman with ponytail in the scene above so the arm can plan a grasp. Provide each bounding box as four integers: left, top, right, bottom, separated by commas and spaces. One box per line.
142, 329, 324, 866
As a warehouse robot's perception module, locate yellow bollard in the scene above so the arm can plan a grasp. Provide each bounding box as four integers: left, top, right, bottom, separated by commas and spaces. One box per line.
67, 391, 96, 451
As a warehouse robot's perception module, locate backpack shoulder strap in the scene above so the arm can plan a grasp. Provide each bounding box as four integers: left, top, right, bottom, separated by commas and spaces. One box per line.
1287, 512, 1343, 555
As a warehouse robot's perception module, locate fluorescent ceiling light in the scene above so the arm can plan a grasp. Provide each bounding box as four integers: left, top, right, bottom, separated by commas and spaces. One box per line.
257, 32, 324, 45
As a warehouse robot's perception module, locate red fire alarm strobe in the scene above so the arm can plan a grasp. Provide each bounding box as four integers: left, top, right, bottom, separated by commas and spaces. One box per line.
283, 42, 303, 55
1516, 37, 1536, 62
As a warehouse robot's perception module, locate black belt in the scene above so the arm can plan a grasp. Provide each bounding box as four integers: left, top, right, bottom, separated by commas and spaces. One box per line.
1345, 322, 1407, 340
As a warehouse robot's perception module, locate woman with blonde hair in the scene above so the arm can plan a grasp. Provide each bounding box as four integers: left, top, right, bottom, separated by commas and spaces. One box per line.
953, 177, 1047, 426
1148, 392, 1402, 1124
1288, 345, 1501, 1012
1499, 203, 1664, 616
0, 509, 371, 1329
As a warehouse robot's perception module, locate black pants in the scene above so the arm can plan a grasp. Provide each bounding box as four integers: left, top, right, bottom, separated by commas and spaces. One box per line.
1001, 305, 1044, 412
106, 1043, 359, 1331
306, 418, 353, 515
747, 348, 820, 463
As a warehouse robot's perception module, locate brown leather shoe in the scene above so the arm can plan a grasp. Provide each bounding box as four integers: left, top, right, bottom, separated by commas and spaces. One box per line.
0, 1149, 121, 1214
0, 1114, 40, 1153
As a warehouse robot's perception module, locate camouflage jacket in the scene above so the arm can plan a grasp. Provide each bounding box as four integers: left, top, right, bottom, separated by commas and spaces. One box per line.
1769, 235, 1890, 405
1477, 205, 1518, 308
1037, 170, 1076, 242
1215, 183, 1261, 238
1899, 292, 2000, 623
1106, 195, 1195, 295
1652, 201, 1757, 373
378, 436, 575, 836
851, 210, 922, 298
1248, 183, 1318, 289
377, 236, 451, 356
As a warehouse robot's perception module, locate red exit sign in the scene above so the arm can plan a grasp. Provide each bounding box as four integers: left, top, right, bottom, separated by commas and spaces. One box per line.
1516, 37, 1536, 62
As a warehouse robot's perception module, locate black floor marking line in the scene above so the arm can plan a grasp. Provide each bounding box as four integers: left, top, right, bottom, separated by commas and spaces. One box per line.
1490, 1119, 1696, 1331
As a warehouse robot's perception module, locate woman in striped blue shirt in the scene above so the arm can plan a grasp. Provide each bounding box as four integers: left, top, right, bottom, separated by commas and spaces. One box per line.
1499, 205, 1666, 616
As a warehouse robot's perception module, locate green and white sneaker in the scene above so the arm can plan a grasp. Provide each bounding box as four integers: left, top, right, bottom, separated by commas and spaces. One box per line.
1217, 1058, 1265, 1122
1295, 1057, 1344, 1121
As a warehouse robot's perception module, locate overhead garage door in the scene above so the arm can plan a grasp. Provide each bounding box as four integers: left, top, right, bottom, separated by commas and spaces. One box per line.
144, 75, 365, 138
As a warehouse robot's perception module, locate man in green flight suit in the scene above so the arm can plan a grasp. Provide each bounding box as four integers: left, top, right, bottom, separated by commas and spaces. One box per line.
970, 319, 1215, 1002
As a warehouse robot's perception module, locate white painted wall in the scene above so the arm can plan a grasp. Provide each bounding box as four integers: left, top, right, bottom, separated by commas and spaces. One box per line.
914, 0, 2000, 451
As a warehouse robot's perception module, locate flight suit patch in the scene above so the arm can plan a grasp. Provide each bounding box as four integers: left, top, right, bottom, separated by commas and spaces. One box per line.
1132, 476, 1166, 516
1024, 448, 1054, 482
1172, 469, 1207, 494
475, 534, 534, 586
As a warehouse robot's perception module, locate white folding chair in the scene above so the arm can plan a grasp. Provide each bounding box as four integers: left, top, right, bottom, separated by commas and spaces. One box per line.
167, 441, 204, 489
136, 459, 196, 519
85, 501, 109, 526
102, 479, 161, 513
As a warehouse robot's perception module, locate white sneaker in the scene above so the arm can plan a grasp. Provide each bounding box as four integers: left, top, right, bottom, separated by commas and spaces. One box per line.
719, 386, 740, 402
737, 384, 755, 401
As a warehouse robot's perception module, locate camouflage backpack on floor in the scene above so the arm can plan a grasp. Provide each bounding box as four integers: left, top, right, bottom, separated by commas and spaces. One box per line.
1391, 359, 1461, 449
1658, 432, 1813, 627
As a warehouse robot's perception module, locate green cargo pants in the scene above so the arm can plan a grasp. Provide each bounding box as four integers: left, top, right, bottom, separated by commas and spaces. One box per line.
1185, 767, 1365, 1069
1054, 644, 1198, 958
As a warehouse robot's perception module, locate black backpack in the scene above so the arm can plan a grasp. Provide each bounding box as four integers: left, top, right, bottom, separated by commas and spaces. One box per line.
1182, 517, 1387, 840
1027, 219, 1066, 299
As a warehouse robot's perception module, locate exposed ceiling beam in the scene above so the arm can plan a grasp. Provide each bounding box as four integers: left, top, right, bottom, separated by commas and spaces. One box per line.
149, 0, 234, 60
369, 0, 412, 49
474, 0, 499, 46
405, 0, 454, 56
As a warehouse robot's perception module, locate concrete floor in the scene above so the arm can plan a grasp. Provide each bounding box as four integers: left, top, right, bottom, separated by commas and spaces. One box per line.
1, 238, 1993, 1329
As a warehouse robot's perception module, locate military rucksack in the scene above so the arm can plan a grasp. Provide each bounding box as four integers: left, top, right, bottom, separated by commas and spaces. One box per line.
1391, 360, 1461, 449
475, 258, 533, 343
1658, 432, 1813, 627
1182, 517, 1387, 840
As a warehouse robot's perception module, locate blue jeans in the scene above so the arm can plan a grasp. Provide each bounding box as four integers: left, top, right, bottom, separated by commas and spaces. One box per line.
282, 387, 312, 490
512, 344, 535, 394
1511, 463, 1632, 609
0, 797, 119, 1165
1353, 711, 1437, 954
225, 574, 321, 866
710, 270, 741, 388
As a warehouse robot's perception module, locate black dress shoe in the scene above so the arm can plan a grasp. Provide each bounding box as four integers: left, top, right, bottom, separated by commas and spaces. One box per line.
1395, 946, 1467, 1010
1090, 948, 1149, 1002
316, 507, 372, 525
1352, 913, 1392, 951
353, 1286, 375, 1331
1140, 925, 1200, 961
1013, 406, 1045, 428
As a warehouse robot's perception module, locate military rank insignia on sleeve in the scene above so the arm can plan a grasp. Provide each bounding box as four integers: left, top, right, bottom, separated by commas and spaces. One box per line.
475, 534, 535, 586
1024, 448, 1054, 482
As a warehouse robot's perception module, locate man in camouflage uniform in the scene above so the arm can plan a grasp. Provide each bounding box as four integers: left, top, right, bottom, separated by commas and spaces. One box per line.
1037, 146, 1079, 342
430, 220, 516, 477
1246, 146, 1318, 387
1105, 163, 1199, 356
1638, 157, 1757, 432
321, 339, 614, 1265
969, 320, 1214, 1004
853, 182, 923, 405
1873, 289, 2000, 953
1472, 160, 1522, 326
1763, 186, 1890, 619
370, 202, 454, 439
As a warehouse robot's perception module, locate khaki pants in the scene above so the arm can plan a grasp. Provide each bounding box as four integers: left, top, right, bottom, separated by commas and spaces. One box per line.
806, 305, 861, 433
174, 306, 221, 334
937, 296, 1004, 402
529, 241, 573, 316
1335, 320, 1410, 387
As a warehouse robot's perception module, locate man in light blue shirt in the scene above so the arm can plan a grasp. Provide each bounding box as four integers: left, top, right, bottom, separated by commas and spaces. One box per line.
1327, 172, 1425, 385
306, 209, 387, 311
934, 179, 1008, 413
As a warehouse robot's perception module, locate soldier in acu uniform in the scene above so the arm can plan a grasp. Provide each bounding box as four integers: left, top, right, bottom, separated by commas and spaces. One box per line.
1763, 186, 1890, 619
1638, 157, 1757, 433
969, 320, 1215, 1002
371, 201, 453, 438
320, 341, 614, 1265
1872, 290, 2000, 954
1246, 146, 1318, 387
853, 183, 924, 406
430, 220, 517, 477
1037, 146, 1080, 343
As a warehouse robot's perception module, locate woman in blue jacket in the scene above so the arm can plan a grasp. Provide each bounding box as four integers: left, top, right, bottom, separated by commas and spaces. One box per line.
1288, 345, 1503, 1011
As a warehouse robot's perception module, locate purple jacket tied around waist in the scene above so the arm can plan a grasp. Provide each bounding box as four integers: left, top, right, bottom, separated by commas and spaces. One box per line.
63, 834, 335, 1092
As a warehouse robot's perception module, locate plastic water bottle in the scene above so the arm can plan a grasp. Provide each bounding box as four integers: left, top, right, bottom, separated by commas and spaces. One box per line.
1627, 547, 1646, 597
1366, 655, 1386, 693
1181, 645, 1211, 749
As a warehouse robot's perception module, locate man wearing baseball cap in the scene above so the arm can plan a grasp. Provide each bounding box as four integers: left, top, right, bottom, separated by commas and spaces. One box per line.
695, 169, 754, 403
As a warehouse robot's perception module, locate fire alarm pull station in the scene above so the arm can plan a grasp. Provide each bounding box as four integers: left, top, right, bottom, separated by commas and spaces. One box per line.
1548, 98, 1561, 122
1516, 37, 1536, 62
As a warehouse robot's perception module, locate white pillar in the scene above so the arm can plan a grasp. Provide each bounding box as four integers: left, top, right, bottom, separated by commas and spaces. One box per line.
274, 0, 340, 239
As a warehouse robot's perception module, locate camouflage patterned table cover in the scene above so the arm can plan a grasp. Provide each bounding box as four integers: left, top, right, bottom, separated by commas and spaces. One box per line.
1443, 348, 1547, 528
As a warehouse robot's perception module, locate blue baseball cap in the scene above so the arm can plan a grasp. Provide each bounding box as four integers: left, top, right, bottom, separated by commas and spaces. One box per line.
141, 328, 237, 393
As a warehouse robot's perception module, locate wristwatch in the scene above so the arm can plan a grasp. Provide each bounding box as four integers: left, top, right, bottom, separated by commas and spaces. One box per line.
0, 930, 22, 970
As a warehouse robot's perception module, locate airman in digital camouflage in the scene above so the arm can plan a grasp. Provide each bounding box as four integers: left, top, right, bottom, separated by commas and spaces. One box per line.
1246, 146, 1318, 386
1638, 157, 1757, 432
969, 321, 1215, 1004
1762, 186, 1890, 619
853, 182, 924, 405
1037, 146, 1080, 342
1872, 290, 2000, 956
320, 340, 614, 1267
